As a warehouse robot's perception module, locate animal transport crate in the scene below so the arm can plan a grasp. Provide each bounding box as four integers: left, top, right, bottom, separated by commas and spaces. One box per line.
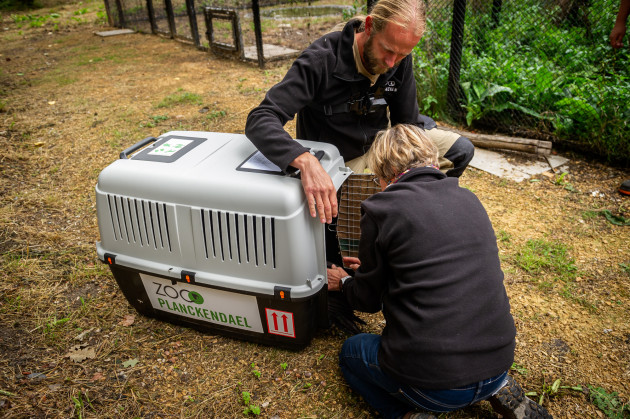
95, 131, 351, 348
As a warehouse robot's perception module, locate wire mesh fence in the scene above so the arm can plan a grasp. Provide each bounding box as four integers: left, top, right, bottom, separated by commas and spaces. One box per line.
336, 174, 381, 259
416, 0, 629, 163
104, 0, 357, 64
103, 0, 629, 163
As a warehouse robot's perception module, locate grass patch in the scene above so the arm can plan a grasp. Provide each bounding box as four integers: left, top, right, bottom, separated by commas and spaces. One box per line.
513, 238, 578, 285
156, 89, 203, 108
140, 114, 169, 128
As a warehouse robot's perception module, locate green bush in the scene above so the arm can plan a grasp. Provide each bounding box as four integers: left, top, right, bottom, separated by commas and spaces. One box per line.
0, 0, 40, 10
414, 0, 630, 164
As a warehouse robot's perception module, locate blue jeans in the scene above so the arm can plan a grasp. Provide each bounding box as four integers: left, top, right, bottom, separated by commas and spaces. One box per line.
339, 333, 508, 419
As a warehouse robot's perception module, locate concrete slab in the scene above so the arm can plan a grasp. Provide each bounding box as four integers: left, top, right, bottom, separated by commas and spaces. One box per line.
95, 29, 135, 37
469, 148, 569, 182
243, 44, 299, 61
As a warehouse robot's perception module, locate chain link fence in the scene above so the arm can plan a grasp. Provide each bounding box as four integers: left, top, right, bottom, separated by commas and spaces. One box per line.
103, 0, 629, 164
416, 0, 629, 163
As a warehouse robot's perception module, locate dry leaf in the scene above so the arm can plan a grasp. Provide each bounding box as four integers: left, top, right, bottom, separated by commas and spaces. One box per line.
120, 314, 135, 327
122, 358, 139, 368
91, 372, 105, 381
66, 344, 96, 363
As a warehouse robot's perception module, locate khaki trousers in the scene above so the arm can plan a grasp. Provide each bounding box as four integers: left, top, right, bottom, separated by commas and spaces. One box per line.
345, 127, 461, 174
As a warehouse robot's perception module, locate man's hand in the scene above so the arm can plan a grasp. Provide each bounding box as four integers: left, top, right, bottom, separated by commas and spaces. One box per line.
290, 152, 338, 224
327, 264, 350, 291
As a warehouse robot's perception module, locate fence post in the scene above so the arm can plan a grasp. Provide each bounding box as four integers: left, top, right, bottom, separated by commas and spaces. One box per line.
491, 0, 502, 28
146, 0, 158, 34
185, 0, 201, 47
446, 0, 467, 121
114, 0, 125, 27
164, 0, 177, 38
251, 0, 265, 69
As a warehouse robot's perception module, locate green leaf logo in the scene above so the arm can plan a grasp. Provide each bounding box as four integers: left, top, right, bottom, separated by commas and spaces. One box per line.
188, 291, 204, 305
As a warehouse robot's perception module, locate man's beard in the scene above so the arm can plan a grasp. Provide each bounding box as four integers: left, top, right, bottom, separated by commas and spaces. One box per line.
363, 35, 400, 75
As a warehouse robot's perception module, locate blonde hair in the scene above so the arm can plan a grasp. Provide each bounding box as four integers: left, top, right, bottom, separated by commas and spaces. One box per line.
356, 0, 426, 37
367, 124, 439, 181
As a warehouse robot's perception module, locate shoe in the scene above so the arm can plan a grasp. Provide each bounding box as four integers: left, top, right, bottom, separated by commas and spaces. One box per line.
488, 375, 553, 419
619, 180, 630, 196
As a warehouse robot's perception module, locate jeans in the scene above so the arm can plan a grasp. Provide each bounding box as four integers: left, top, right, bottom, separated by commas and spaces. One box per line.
339, 333, 508, 419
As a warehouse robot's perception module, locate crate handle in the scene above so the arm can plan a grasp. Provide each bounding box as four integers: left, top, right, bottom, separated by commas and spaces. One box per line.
286, 149, 325, 178
119, 136, 158, 159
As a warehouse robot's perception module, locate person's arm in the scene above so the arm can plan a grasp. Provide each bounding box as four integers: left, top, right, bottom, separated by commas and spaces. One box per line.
245, 49, 337, 223
341, 210, 387, 313
245, 50, 320, 170
290, 152, 337, 224
611, 0, 630, 48
326, 264, 351, 291
326, 257, 362, 291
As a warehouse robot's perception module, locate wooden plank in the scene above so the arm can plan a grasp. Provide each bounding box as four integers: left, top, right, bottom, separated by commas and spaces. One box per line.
440, 127, 552, 155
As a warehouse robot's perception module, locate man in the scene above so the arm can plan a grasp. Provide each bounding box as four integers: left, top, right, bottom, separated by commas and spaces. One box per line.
327, 124, 552, 419
245, 0, 474, 224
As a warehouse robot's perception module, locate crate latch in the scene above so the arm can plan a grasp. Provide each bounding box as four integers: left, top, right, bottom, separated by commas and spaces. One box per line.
274, 286, 291, 301
104, 253, 117, 265
181, 270, 196, 285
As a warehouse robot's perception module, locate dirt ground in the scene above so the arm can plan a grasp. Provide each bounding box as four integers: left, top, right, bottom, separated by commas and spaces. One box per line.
0, 1, 629, 418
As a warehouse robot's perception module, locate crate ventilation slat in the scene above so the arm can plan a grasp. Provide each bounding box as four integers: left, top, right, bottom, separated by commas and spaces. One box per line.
106, 194, 172, 251
200, 209, 276, 268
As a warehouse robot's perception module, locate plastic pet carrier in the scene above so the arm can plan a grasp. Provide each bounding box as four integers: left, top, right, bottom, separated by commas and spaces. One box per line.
95, 131, 351, 348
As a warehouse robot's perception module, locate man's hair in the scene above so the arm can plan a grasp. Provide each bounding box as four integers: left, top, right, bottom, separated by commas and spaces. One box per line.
357, 0, 426, 37
367, 124, 438, 181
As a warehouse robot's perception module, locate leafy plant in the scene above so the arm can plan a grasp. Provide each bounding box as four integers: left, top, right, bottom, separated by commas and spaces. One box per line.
460, 81, 540, 127
1, 0, 40, 11
141, 114, 169, 128
280, 362, 288, 371
554, 172, 575, 192
342, 0, 365, 20
71, 391, 93, 419
250, 362, 261, 379
525, 378, 582, 405
598, 210, 630, 226
510, 362, 528, 376
44, 316, 69, 338
241, 391, 261, 416
206, 110, 226, 121
587, 385, 630, 418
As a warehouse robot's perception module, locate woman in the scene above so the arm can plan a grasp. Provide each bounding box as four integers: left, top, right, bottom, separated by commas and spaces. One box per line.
327, 124, 552, 419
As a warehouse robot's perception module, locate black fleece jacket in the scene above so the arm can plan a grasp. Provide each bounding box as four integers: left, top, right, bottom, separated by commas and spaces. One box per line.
343, 167, 516, 390
245, 19, 436, 172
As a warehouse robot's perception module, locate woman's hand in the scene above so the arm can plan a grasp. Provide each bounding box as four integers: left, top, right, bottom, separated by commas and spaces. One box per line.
343, 256, 361, 271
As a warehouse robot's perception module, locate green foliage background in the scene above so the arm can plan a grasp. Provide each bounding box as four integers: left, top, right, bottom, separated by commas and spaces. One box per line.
414, 0, 630, 165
